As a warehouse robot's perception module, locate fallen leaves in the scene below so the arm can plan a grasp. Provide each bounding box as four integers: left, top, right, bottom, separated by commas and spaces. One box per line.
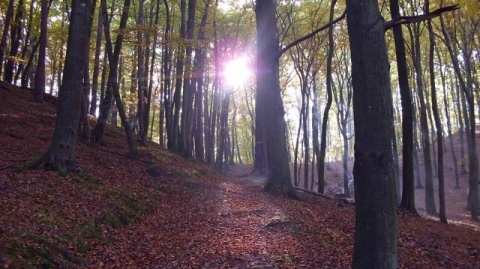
1, 82, 480, 268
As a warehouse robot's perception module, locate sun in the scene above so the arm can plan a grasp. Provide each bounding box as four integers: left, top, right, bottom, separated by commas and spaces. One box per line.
223, 58, 252, 88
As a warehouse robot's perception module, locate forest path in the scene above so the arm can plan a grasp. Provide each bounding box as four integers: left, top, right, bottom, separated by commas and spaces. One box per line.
84, 165, 299, 268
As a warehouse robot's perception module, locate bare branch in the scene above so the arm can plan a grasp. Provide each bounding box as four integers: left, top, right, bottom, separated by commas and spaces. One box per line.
277, 10, 346, 59
384, 5, 459, 31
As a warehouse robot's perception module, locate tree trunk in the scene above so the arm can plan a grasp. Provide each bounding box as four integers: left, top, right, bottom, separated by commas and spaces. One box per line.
440, 14, 479, 220
410, 23, 436, 215
4, 0, 24, 83
347, 0, 397, 267
172, 0, 187, 153
35, 0, 91, 172
317, 0, 336, 194
437, 47, 460, 189
0, 0, 15, 77
33, 0, 50, 102
91, 0, 131, 145
255, 0, 297, 199
90, 5, 103, 116
136, 0, 148, 145
427, 8, 447, 223
390, 0, 416, 213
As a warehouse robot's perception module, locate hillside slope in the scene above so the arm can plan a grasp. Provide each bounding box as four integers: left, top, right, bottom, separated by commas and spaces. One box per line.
1, 82, 479, 268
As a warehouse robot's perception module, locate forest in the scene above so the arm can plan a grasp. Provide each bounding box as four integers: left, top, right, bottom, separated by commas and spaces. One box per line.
0, 0, 479, 268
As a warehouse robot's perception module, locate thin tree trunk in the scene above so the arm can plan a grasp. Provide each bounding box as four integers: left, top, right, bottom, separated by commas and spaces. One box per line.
33, 0, 49, 102
4, 0, 24, 83
411, 23, 436, 215
0, 0, 15, 77
437, 47, 460, 189
427, 8, 446, 223
91, 0, 132, 147
90, 5, 103, 116
440, 13, 478, 220
391, 0, 416, 213
317, 0, 336, 194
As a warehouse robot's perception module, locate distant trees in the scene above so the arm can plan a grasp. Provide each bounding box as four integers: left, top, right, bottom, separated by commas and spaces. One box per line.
0, 0, 477, 220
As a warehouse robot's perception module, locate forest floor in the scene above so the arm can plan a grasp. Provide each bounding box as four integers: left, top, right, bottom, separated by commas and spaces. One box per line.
1, 81, 480, 268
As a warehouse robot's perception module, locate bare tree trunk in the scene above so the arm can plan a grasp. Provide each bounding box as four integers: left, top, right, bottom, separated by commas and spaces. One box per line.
91, 0, 133, 152
410, 23, 436, 215
0, 0, 15, 77
347, 0, 397, 266
390, 0, 416, 213
34, 0, 91, 172
4, 0, 24, 83
136, 0, 148, 145
33, 0, 50, 102
317, 0, 336, 194
90, 5, 103, 116
256, 0, 297, 199
437, 48, 460, 189
440, 13, 478, 220
427, 7, 446, 223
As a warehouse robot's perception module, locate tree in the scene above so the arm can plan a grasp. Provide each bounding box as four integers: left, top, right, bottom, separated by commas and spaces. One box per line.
0, 0, 15, 78
33, 0, 91, 172
33, 0, 50, 102
255, 0, 297, 199
91, 0, 137, 158
346, 0, 397, 267
426, 0, 447, 223
4, 0, 24, 83
439, 9, 479, 220
390, 0, 416, 214
317, 0, 336, 194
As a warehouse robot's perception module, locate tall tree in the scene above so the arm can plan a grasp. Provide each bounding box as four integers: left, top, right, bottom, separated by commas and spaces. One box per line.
408, 21, 437, 215
426, 0, 447, 223
4, 0, 24, 83
91, 0, 132, 146
255, 0, 297, 198
440, 10, 479, 220
136, 0, 148, 145
33, 0, 91, 172
90, 4, 104, 116
0, 0, 15, 78
390, 0, 416, 214
317, 0, 336, 194
347, 0, 397, 267
33, 0, 51, 102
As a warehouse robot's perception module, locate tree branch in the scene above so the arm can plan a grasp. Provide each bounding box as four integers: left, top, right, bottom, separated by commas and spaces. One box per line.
277, 10, 346, 59
384, 5, 459, 31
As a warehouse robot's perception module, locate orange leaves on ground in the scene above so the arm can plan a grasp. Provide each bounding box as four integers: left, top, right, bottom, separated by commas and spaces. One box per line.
1, 83, 479, 268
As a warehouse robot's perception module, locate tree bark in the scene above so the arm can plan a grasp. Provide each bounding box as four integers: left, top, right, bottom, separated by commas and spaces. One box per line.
91, 0, 131, 145
317, 0, 336, 194
255, 0, 297, 199
390, 0, 416, 213
35, 0, 91, 172
0, 0, 15, 77
90, 5, 103, 116
347, 0, 397, 267
440, 13, 478, 220
426, 6, 446, 223
4, 0, 24, 83
33, 0, 50, 102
